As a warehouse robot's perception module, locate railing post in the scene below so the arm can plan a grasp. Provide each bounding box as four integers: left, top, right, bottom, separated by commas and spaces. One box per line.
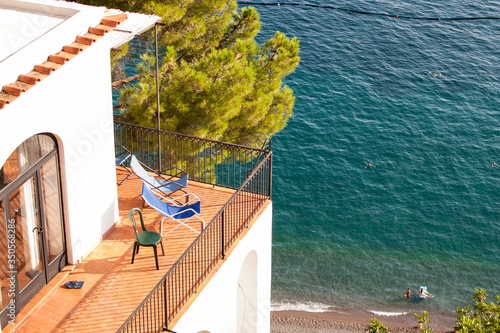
221, 211, 225, 259
163, 279, 168, 330
268, 153, 272, 198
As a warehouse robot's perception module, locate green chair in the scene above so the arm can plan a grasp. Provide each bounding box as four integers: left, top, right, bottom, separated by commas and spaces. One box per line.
128, 208, 165, 270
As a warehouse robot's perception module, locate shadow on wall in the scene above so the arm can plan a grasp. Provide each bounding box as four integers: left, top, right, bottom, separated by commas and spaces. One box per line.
101, 199, 118, 237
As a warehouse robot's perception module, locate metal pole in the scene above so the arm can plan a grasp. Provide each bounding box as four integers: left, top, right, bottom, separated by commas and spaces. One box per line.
155, 22, 166, 172
155, 23, 161, 172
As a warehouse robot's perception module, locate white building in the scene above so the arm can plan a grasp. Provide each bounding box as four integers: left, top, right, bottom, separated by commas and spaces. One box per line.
0, 1, 273, 331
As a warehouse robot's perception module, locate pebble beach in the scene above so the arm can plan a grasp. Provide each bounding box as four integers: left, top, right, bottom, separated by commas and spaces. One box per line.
270, 309, 457, 333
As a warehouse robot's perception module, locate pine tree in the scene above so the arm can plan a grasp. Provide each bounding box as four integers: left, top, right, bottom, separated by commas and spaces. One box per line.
76, 0, 300, 144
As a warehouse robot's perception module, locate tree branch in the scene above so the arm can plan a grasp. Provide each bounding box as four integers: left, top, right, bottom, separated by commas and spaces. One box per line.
112, 74, 144, 89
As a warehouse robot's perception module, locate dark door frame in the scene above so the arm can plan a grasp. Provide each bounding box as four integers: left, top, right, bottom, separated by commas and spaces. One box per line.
0, 137, 67, 327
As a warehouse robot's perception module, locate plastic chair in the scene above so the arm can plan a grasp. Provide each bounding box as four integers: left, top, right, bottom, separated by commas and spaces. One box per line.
128, 208, 165, 270
141, 183, 205, 236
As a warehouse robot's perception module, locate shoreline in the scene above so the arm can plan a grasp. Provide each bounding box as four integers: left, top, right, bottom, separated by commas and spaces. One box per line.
270, 308, 457, 333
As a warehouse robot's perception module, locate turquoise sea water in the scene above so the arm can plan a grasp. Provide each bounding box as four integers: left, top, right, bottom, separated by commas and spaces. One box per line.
251, 0, 500, 316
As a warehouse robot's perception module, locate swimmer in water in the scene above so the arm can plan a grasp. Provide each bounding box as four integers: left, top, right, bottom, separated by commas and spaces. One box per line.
420, 288, 433, 298
404, 288, 411, 298
492, 162, 499, 167
365, 163, 375, 168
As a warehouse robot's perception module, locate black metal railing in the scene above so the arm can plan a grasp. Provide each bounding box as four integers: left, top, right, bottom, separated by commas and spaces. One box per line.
114, 121, 270, 190
115, 122, 272, 332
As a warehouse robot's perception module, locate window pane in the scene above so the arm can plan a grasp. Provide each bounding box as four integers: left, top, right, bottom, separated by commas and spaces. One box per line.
0, 134, 56, 191
0, 200, 15, 311
9, 178, 43, 292
0, 151, 19, 192
40, 156, 64, 262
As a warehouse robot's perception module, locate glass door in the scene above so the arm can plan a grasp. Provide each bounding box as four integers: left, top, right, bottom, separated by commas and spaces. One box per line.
8, 176, 46, 308
0, 134, 66, 327
40, 155, 65, 281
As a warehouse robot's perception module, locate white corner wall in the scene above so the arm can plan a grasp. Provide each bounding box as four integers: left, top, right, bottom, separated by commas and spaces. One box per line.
0, 32, 118, 264
172, 203, 273, 333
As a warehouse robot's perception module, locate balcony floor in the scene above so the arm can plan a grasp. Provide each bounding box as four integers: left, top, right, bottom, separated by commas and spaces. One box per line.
4, 167, 235, 332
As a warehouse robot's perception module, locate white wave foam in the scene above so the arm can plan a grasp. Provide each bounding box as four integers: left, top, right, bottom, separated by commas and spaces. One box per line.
369, 310, 408, 316
271, 300, 334, 313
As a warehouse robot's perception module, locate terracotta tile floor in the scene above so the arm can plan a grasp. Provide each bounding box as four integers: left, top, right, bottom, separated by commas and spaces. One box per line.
4, 168, 235, 333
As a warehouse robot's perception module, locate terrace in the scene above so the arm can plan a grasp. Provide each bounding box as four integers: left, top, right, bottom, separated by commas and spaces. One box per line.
3, 122, 272, 332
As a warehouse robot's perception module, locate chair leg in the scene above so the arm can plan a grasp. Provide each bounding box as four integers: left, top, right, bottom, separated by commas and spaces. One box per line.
136, 244, 140, 254
153, 246, 159, 270
131, 242, 137, 264
160, 240, 165, 256
117, 167, 132, 185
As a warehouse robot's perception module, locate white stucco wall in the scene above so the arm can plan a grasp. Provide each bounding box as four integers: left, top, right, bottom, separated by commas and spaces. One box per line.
0, 14, 118, 264
0, 0, 105, 86
172, 203, 273, 333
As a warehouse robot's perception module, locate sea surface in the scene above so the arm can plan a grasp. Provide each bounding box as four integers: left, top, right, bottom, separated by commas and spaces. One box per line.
248, 0, 500, 317
116, 0, 500, 321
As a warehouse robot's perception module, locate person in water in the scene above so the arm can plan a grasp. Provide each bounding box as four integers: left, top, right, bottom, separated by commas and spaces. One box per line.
420, 288, 431, 298
365, 162, 375, 168
404, 288, 411, 298
493, 162, 499, 167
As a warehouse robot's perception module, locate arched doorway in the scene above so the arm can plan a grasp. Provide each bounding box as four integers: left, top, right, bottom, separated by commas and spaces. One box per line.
237, 251, 257, 333
0, 134, 66, 326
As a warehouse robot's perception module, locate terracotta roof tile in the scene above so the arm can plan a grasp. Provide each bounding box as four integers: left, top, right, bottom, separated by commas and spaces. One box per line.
3, 85, 25, 96
70, 42, 90, 51
96, 24, 115, 32
0, 12, 128, 110
84, 33, 104, 41
18, 74, 41, 85
0, 92, 19, 106
62, 45, 82, 54
89, 26, 107, 36
101, 18, 120, 28
55, 51, 77, 61
105, 13, 128, 23
40, 61, 63, 71
11, 81, 33, 92
75, 35, 95, 45
48, 54, 68, 65
33, 64, 55, 75
26, 70, 50, 81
